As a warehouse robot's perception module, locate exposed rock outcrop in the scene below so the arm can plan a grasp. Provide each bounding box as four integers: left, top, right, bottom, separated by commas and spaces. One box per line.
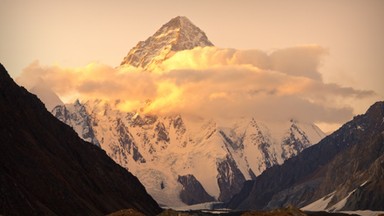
0, 63, 161, 216
177, 174, 215, 205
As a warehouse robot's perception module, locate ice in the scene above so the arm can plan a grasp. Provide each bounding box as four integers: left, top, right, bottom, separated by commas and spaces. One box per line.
301, 191, 335, 211
53, 99, 325, 207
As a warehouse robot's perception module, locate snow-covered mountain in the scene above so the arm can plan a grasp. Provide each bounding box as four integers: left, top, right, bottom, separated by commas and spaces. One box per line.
120, 16, 213, 70
226, 101, 384, 212
46, 16, 327, 207
52, 99, 325, 207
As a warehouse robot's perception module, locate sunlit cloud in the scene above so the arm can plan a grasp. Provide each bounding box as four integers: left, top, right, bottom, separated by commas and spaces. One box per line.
17, 45, 375, 129
155, 45, 326, 80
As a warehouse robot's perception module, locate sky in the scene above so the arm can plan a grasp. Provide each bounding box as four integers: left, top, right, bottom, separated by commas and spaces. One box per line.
1, 0, 383, 133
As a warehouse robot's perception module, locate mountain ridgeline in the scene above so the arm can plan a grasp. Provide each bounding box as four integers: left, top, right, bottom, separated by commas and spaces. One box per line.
3, 14, 383, 213
227, 101, 384, 211
49, 16, 325, 207
52, 100, 325, 207
0, 64, 161, 215
120, 16, 214, 70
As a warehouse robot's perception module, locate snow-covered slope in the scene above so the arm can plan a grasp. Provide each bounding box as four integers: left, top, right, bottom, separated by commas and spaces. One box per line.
49, 16, 325, 207
226, 102, 384, 211
52, 99, 325, 207
120, 16, 213, 70
302, 181, 371, 212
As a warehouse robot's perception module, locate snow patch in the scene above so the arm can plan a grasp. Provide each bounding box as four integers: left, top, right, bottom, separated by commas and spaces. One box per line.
53, 100, 325, 207
329, 189, 357, 211
302, 191, 335, 211
340, 210, 384, 216
360, 180, 369, 187
170, 202, 222, 211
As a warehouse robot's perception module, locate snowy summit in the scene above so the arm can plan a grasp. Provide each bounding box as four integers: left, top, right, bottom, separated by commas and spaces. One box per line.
50, 16, 327, 207
120, 16, 214, 70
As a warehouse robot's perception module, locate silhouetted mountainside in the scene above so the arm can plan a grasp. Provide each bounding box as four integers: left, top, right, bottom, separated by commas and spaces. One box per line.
227, 101, 384, 211
0, 63, 162, 215
45, 16, 323, 207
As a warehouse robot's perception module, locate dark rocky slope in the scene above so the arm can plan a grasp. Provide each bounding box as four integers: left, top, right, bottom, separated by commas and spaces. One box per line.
0, 63, 162, 215
177, 174, 215, 205
227, 101, 384, 211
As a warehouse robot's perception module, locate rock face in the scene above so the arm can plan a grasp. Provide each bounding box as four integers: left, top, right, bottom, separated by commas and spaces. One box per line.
52, 100, 325, 207
0, 64, 162, 216
120, 16, 214, 70
177, 174, 215, 205
216, 155, 246, 202
53, 99, 100, 147
227, 101, 384, 211
45, 16, 324, 207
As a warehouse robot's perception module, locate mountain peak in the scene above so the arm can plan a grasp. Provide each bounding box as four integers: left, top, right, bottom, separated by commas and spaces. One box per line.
0, 63, 12, 85
227, 100, 384, 211
120, 16, 214, 70
161, 16, 201, 32
366, 101, 384, 116
165, 16, 192, 27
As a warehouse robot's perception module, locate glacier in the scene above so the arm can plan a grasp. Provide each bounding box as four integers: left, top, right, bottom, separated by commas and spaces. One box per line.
52, 99, 325, 207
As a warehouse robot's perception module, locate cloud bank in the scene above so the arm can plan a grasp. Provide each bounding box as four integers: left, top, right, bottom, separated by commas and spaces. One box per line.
17, 45, 375, 130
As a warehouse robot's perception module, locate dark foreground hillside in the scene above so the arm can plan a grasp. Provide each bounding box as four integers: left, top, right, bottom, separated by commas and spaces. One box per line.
0, 63, 162, 215
227, 99, 384, 211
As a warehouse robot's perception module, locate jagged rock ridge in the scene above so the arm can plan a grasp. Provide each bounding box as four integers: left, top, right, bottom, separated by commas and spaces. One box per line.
0, 63, 161, 216
177, 174, 215, 205
26, 15, 324, 207
120, 16, 214, 70
52, 100, 325, 207
227, 101, 384, 211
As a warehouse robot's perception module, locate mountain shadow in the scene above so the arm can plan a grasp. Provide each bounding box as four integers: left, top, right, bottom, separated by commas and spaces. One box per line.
227, 101, 384, 211
0, 63, 162, 215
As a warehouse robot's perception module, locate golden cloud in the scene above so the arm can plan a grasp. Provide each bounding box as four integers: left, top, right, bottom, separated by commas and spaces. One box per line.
17, 46, 375, 125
